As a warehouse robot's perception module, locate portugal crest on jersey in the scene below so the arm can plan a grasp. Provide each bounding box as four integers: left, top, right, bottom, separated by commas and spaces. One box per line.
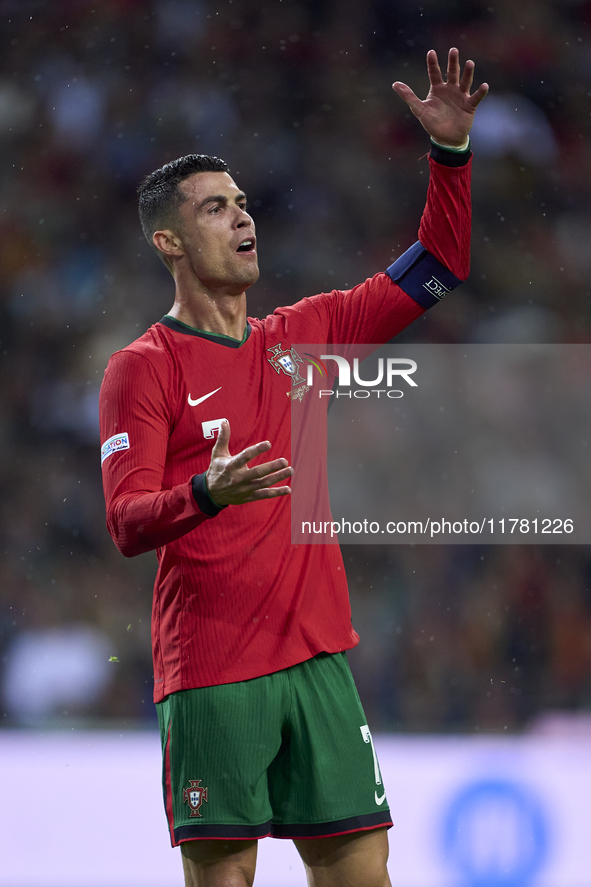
267, 344, 305, 387
182, 779, 208, 817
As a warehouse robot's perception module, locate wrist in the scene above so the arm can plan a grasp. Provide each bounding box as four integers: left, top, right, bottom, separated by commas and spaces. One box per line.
430, 135, 471, 153
204, 472, 224, 508
191, 473, 227, 516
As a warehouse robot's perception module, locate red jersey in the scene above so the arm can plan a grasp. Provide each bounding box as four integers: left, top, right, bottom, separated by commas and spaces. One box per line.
100, 152, 472, 702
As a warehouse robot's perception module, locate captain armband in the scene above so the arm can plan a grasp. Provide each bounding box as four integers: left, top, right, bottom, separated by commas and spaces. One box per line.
386, 241, 464, 310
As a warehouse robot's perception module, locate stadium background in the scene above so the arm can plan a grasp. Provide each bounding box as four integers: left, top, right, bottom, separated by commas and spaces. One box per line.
2, 0, 591, 837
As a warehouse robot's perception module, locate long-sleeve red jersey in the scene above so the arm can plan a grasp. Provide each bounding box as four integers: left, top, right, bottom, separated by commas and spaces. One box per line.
100, 150, 472, 701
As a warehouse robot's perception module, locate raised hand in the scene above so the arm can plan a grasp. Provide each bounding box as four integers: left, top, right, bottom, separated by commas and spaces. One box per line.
392, 47, 488, 147
205, 419, 293, 506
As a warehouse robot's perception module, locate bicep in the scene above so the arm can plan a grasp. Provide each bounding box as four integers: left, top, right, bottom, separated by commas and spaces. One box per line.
100, 350, 172, 504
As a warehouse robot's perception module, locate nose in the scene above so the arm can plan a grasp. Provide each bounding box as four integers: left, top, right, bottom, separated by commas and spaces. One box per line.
236, 206, 253, 228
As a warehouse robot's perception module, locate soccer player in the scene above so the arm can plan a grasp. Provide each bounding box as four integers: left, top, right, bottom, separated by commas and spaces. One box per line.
100, 49, 487, 887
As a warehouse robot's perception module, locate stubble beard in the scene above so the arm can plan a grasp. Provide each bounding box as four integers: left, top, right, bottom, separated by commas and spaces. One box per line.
221, 257, 260, 294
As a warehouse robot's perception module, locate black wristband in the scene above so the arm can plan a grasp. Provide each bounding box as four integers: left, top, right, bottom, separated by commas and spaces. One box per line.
191, 473, 227, 516
429, 141, 472, 168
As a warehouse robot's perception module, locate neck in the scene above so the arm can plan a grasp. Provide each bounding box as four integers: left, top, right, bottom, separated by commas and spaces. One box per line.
168, 289, 248, 341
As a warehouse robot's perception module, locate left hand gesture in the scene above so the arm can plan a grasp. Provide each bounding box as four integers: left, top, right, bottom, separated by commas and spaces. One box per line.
392, 48, 488, 147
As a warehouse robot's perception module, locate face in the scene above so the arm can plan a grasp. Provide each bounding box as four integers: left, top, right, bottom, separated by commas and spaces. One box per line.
172, 171, 259, 295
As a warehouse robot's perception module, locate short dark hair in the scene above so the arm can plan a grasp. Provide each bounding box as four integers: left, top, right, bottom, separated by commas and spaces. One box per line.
137, 153, 230, 247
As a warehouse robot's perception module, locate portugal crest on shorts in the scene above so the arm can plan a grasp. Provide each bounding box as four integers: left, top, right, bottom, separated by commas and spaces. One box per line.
183, 779, 208, 817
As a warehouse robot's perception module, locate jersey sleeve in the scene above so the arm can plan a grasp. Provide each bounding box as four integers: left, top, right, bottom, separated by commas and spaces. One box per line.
418, 146, 472, 278
293, 146, 472, 346
100, 349, 216, 558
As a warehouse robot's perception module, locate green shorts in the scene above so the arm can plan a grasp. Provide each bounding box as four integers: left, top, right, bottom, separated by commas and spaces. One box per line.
156, 652, 392, 845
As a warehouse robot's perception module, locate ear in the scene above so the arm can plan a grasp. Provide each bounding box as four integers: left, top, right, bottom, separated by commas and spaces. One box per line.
153, 229, 184, 259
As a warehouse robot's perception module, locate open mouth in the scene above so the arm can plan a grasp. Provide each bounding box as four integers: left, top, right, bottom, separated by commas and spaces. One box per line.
236, 239, 255, 253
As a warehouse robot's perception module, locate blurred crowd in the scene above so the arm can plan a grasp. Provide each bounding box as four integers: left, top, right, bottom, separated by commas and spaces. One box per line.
1, 0, 591, 730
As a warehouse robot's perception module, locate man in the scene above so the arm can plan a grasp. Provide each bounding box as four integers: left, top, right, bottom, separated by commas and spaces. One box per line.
100, 49, 487, 887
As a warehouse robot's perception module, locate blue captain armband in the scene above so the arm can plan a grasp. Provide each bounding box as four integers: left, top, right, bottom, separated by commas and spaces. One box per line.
386, 241, 463, 310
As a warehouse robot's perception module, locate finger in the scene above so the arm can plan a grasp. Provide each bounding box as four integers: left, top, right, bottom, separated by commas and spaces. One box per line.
232, 439, 272, 468
468, 82, 489, 108
249, 466, 294, 488
446, 47, 460, 86
248, 485, 292, 501
426, 49, 444, 87
392, 81, 423, 116
460, 58, 475, 94
247, 457, 290, 481
211, 419, 230, 456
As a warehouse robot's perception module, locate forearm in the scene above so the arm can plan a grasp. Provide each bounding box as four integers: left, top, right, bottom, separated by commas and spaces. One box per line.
384, 143, 472, 309
418, 142, 472, 280
106, 475, 221, 557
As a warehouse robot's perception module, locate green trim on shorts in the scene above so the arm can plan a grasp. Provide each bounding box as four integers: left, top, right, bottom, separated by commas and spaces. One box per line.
156, 652, 392, 845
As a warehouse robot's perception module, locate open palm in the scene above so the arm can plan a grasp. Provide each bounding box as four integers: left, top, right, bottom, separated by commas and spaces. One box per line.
393, 47, 488, 147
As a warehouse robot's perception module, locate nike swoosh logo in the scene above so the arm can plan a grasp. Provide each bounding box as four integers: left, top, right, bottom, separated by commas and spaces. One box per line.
375, 791, 386, 806
188, 387, 221, 407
